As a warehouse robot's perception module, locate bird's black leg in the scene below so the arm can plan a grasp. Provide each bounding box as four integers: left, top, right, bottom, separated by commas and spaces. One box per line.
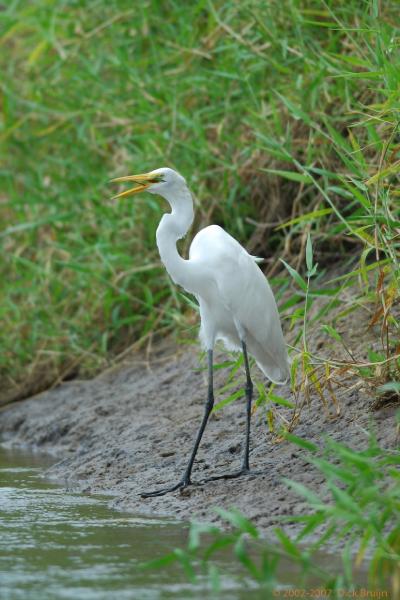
141, 349, 214, 498
204, 340, 256, 482
241, 340, 253, 472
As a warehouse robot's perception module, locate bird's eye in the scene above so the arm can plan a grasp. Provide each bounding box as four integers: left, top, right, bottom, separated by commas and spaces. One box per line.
150, 175, 165, 183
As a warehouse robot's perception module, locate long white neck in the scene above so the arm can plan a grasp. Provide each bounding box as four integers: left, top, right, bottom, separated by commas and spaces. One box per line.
155, 185, 196, 291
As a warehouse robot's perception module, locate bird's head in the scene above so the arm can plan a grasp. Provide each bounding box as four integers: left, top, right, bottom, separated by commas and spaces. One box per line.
111, 167, 186, 200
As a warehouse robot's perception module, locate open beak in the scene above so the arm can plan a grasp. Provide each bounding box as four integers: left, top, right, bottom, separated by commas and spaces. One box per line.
110, 173, 158, 200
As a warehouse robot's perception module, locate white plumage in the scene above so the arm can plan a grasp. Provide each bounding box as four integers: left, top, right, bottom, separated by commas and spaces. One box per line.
111, 166, 289, 497
189, 223, 289, 384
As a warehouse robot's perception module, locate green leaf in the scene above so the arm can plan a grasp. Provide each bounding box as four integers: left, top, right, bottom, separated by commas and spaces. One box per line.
203, 536, 236, 561
234, 538, 261, 580
280, 260, 308, 291
309, 457, 356, 484
0, 212, 75, 238
283, 479, 325, 507
141, 552, 177, 570
296, 513, 326, 541
212, 360, 238, 370
327, 482, 362, 516
290, 354, 300, 388
306, 233, 313, 274
274, 528, 302, 558
188, 522, 221, 552
267, 391, 295, 408
321, 324, 342, 343
262, 168, 313, 183
173, 548, 196, 582
27, 39, 49, 66
275, 208, 333, 230
329, 442, 375, 469
208, 564, 220, 593
215, 508, 259, 538
367, 349, 386, 363
377, 382, 400, 395
213, 388, 245, 412
283, 432, 318, 452
275, 91, 312, 125
303, 19, 337, 28
333, 70, 384, 79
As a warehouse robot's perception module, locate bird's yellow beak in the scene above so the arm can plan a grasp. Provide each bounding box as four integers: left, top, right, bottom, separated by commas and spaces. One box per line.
110, 172, 162, 200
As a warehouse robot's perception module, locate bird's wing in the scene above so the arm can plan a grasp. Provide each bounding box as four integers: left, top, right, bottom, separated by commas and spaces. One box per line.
219, 250, 289, 384
190, 226, 289, 383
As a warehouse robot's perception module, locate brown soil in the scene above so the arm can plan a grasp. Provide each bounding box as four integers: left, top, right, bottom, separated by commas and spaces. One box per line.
0, 328, 398, 539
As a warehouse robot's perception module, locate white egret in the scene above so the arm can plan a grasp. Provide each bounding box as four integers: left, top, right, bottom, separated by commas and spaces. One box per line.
112, 167, 289, 497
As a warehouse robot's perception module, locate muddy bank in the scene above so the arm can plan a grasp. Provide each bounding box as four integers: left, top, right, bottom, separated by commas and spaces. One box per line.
1, 337, 398, 539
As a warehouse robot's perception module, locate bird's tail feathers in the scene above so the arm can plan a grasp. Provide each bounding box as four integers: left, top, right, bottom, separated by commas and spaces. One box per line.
256, 360, 290, 386
247, 335, 290, 386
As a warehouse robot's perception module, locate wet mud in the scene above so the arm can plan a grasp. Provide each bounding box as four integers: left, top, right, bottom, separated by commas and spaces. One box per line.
1, 336, 397, 539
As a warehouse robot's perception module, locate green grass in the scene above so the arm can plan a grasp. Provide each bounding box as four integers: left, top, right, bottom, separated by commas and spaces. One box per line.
146, 428, 400, 596
1, 0, 399, 402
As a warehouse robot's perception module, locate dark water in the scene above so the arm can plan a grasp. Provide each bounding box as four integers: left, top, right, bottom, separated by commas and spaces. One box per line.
0, 446, 264, 599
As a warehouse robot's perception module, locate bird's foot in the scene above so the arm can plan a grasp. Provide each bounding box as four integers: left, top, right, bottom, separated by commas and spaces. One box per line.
140, 477, 192, 498
203, 467, 262, 483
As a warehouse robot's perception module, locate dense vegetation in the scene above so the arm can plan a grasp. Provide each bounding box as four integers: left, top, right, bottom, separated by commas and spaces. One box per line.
149, 431, 400, 595
2, 0, 399, 595
1, 0, 399, 405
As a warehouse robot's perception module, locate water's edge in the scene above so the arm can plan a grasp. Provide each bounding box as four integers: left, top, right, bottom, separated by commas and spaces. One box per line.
0, 444, 265, 599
